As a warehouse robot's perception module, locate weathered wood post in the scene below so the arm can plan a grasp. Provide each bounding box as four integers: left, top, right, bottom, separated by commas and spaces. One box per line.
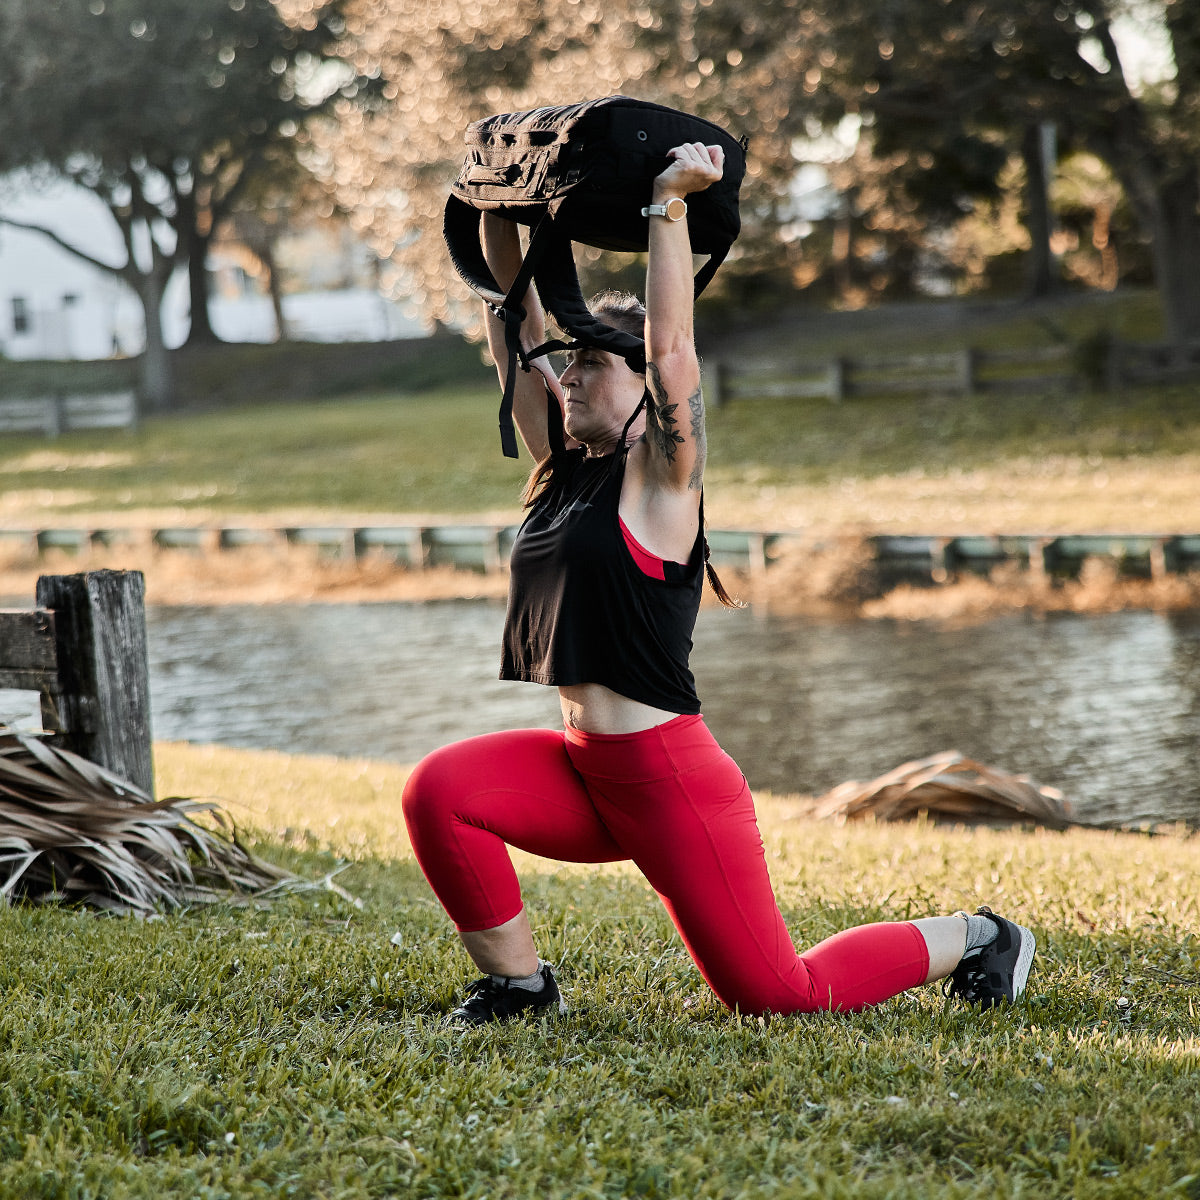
35, 570, 154, 798
44, 393, 65, 439
827, 357, 847, 402
1105, 338, 1124, 392
957, 347, 978, 396
701, 360, 727, 408
0, 608, 58, 701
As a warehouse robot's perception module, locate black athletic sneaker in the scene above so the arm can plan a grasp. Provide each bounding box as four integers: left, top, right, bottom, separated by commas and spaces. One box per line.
448, 963, 567, 1026
943, 906, 1036, 1008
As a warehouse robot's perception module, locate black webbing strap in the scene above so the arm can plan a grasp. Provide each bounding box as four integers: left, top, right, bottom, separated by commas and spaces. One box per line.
692, 241, 730, 299
495, 215, 558, 459
497, 306, 525, 459
609, 388, 649, 476
531, 223, 648, 373
546, 380, 566, 457
524, 335, 579, 362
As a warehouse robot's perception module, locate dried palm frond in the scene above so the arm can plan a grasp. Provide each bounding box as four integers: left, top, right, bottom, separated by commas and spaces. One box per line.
0, 727, 293, 916
809, 751, 1076, 829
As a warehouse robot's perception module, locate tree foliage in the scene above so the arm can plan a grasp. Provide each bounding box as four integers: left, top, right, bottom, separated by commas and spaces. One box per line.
7, 0, 1198, 371
334, 0, 1200, 342
328, 0, 638, 329
0, 0, 373, 402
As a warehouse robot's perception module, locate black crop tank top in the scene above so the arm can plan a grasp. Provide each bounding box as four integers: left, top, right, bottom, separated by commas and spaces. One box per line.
500, 448, 704, 713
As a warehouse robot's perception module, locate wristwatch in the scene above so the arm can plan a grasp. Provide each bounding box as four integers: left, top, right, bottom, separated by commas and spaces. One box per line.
642, 197, 688, 221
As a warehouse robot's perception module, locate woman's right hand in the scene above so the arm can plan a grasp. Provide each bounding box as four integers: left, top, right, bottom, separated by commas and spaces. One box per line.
652, 142, 724, 203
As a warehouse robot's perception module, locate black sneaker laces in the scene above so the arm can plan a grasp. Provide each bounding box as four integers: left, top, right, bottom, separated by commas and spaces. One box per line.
456, 976, 506, 1014
943, 954, 988, 1001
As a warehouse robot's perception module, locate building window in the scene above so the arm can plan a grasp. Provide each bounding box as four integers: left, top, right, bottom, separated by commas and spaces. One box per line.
12, 296, 30, 334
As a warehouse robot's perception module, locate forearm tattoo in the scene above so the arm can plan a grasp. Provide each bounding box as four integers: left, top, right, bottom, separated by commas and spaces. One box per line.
645, 362, 685, 464
645, 362, 707, 490
687, 384, 707, 491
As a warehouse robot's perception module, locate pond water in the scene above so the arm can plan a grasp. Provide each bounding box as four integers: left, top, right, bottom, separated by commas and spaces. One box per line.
136, 601, 1200, 829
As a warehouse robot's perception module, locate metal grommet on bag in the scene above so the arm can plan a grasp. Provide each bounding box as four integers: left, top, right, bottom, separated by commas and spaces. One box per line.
637, 130, 648, 141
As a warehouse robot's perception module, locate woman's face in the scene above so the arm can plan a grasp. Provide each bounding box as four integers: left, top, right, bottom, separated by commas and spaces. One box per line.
559, 346, 645, 448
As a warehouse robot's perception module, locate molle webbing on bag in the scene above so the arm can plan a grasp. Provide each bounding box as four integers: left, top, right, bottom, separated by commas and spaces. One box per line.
443, 95, 747, 457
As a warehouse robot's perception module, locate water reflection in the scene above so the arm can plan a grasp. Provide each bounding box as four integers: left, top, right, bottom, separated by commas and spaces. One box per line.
695, 608, 1200, 827
145, 602, 1200, 828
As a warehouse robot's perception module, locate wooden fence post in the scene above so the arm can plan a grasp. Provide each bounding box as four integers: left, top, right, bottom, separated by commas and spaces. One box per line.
827, 358, 847, 402
1106, 338, 1124, 392
957, 348, 977, 396
35, 570, 155, 799
702, 360, 727, 408
44, 394, 65, 439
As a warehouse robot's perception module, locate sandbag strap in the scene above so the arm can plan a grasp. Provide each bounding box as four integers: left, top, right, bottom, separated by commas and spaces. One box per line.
531, 222, 648, 372
524, 336, 578, 361
546, 381, 566, 457
609, 388, 649, 476
442, 195, 508, 309
494, 214, 556, 458
498, 307, 526, 458
692, 241, 729, 299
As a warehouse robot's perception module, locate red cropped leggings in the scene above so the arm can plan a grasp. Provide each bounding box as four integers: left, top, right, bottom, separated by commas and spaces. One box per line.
401, 714, 929, 1015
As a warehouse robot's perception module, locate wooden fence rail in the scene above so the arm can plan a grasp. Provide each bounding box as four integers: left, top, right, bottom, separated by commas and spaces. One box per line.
704, 336, 1200, 406
868, 532, 1200, 585
705, 345, 1078, 405
0, 571, 154, 797
6, 524, 1200, 585
0, 390, 139, 437
1105, 338, 1200, 389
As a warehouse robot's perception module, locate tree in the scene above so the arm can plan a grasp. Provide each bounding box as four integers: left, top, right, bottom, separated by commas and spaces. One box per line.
329, 0, 642, 334
792, 0, 1200, 340
0, 0, 373, 407
332, 0, 1200, 340
329, 0, 1038, 318
218, 154, 348, 343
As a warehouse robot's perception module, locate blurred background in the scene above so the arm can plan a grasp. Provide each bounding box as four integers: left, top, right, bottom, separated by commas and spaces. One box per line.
1, 0, 1195, 405
3, 0, 1200, 827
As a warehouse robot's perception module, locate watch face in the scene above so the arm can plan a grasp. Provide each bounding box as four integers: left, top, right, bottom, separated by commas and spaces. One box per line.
665, 197, 687, 221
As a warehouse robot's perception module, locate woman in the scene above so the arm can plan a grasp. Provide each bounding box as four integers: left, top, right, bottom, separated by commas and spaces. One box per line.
402, 142, 1035, 1024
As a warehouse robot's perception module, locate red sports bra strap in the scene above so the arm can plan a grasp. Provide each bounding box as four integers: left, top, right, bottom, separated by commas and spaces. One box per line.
619, 516, 694, 581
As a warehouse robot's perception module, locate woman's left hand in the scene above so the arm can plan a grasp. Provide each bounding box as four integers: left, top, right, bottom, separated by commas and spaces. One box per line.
653, 142, 724, 200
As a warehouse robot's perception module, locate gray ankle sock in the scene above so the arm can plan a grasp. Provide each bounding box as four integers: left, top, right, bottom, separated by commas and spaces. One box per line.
963, 913, 999, 954
491, 960, 547, 992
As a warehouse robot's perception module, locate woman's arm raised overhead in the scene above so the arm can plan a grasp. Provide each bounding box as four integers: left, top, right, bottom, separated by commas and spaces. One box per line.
640, 142, 725, 494
481, 213, 569, 463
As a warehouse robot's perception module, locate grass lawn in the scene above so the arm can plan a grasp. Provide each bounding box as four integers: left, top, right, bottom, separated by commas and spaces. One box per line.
3, 291, 1200, 534
1, 741, 1196, 1199
4, 378, 1200, 536
0, 389, 530, 523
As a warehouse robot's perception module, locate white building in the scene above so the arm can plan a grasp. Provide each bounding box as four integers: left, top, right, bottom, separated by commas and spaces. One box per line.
0, 177, 428, 361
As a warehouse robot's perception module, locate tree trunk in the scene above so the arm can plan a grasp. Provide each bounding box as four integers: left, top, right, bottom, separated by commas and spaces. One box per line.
1085, 89, 1200, 346
832, 197, 855, 303
136, 272, 175, 411
1092, 204, 1118, 291
1149, 168, 1200, 346
1022, 122, 1058, 298
184, 225, 220, 346
262, 240, 289, 342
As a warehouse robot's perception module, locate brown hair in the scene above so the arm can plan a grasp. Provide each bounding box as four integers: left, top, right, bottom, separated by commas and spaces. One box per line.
588, 290, 647, 341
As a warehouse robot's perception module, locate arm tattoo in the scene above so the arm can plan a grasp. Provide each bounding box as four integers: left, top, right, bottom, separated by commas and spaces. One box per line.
687, 384, 707, 491
645, 362, 685, 464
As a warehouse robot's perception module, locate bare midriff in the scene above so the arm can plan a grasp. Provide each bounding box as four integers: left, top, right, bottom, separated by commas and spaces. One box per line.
558, 682, 681, 734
